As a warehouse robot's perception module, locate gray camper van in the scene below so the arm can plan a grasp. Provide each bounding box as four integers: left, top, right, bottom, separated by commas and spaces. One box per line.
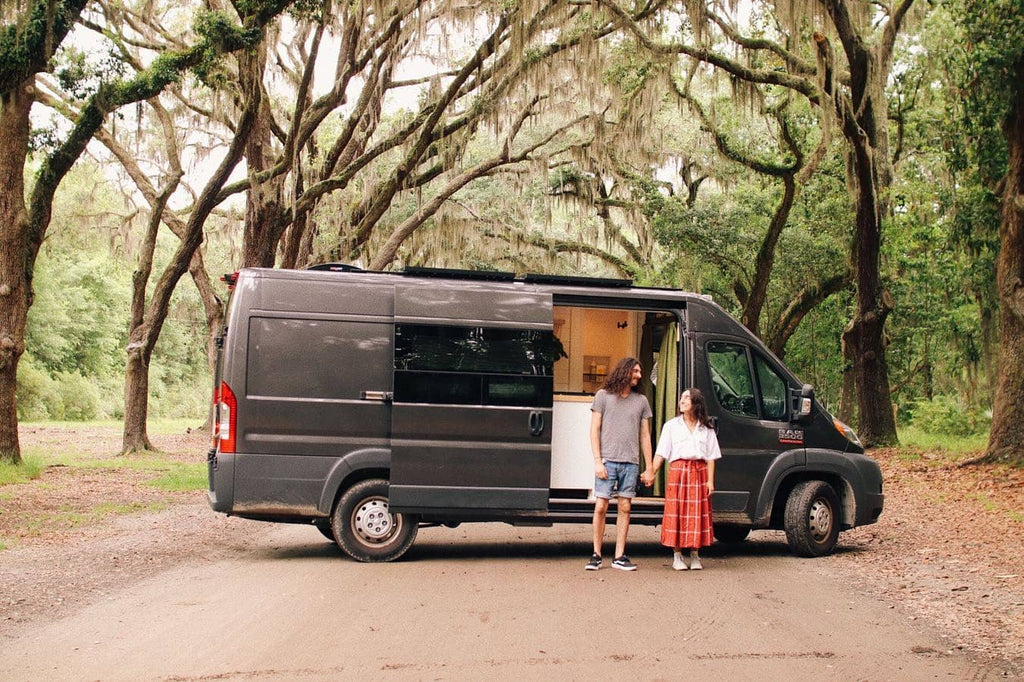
207, 266, 883, 562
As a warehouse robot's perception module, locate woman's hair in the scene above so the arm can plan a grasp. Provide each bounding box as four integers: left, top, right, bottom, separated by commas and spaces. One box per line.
682, 388, 713, 428
601, 357, 641, 395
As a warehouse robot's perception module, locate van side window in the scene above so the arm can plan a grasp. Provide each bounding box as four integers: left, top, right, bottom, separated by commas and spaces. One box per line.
394, 325, 561, 407
707, 342, 758, 418
754, 354, 788, 421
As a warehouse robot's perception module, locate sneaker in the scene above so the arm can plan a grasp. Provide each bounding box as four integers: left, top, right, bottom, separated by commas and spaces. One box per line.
689, 555, 703, 570
585, 553, 602, 571
673, 555, 689, 571
612, 556, 638, 571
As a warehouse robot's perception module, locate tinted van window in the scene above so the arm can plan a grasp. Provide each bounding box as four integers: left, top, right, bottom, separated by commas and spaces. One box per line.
754, 353, 788, 420
394, 325, 561, 407
707, 341, 758, 418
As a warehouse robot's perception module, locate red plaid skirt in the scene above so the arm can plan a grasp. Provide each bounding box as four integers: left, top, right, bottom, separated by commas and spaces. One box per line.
660, 459, 713, 549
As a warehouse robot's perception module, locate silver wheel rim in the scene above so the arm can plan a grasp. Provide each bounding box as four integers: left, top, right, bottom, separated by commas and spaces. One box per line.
352, 496, 400, 546
808, 498, 833, 542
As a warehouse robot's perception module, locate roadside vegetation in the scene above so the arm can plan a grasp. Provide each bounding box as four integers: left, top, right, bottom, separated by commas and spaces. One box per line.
0, 421, 207, 551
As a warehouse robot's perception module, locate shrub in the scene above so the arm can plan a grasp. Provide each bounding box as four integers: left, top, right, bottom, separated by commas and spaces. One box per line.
16, 357, 63, 420
55, 371, 103, 420
909, 395, 991, 437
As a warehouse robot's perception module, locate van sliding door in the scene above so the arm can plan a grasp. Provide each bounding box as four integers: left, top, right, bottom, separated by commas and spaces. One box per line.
388, 283, 557, 513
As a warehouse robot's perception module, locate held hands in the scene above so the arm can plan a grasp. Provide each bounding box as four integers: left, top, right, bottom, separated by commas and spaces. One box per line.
640, 471, 655, 487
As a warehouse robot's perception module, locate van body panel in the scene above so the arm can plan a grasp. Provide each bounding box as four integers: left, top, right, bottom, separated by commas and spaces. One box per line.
316, 447, 391, 515
389, 284, 554, 512
751, 449, 812, 524
233, 453, 337, 514
692, 331, 806, 523
394, 282, 552, 327
806, 448, 884, 526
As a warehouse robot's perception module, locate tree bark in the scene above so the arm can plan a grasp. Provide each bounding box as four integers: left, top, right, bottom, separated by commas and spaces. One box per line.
815, 19, 902, 446
842, 136, 898, 446
766, 271, 850, 358
984, 64, 1024, 465
0, 81, 33, 465
240, 44, 288, 268
743, 174, 796, 334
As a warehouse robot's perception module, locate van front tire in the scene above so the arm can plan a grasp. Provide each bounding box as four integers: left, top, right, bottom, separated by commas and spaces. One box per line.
332, 478, 418, 562
784, 480, 840, 557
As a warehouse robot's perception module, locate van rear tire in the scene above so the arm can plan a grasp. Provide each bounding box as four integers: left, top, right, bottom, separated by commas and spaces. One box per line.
332, 478, 418, 562
784, 480, 840, 557
713, 524, 750, 543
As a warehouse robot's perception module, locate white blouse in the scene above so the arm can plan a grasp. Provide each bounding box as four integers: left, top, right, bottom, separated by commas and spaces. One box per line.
655, 417, 722, 463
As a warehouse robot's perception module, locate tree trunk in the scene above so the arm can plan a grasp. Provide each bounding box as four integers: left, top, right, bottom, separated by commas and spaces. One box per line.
838, 327, 856, 426
985, 67, 1024, 466
240, 45, 288, 268
191, 253, 223, 433
843, 142, 898, 446
742, 174, 796, 335
122, 342, 155, 452
814, 24, 901, 447
0, 81, 35, 465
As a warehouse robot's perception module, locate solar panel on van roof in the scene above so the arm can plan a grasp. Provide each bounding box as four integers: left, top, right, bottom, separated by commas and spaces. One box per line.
402, 266, 516, 282
521, 273, 633, 288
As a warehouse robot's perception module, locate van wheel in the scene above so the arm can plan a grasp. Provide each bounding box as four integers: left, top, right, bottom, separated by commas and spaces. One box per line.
784, 480, 840, 557
332, 479, 418, 562
713, 524, 750, 543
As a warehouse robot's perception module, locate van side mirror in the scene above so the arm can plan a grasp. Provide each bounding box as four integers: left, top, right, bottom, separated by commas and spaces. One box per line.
790, 384, 814, 422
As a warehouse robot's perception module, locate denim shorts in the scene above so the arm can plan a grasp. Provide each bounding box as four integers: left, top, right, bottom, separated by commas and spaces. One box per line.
595, 460, 639, 499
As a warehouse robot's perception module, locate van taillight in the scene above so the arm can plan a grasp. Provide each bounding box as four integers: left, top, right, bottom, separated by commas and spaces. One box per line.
218, 381, 237, 454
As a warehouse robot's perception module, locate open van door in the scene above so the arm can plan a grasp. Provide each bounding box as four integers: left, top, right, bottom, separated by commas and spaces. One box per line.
388, 282, 557, 513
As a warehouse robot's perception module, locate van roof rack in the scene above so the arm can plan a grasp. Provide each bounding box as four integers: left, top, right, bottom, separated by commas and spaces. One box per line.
307, 262, 364, 272
402, 266, 516, 282
522, 273, 633, 288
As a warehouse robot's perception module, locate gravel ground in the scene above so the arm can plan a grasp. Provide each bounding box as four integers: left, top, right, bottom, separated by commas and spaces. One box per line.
1, 426, 1022, 675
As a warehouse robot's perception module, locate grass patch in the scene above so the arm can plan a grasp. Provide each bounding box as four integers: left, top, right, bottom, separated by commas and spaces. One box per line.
899, 427, 989, 456
0, 455, 46, 486
968, 492, 999, 512
19, 501, 168, 537
1010, 511, 1023, 523
146, 463, 207, 491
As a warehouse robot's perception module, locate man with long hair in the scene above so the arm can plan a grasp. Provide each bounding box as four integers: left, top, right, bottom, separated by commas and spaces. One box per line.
585, 357, 653, 571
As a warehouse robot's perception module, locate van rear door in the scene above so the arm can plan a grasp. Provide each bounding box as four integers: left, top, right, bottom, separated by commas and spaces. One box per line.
388, 282, 556, 513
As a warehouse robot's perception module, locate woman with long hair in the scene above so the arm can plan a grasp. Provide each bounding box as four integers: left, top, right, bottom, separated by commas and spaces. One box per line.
642, 388, 720, 570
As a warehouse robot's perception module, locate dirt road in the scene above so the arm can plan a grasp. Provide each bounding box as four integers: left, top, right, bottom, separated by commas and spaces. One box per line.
0, 516, 1011, 681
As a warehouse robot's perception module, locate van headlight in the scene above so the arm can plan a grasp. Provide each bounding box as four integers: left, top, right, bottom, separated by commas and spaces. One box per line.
833, 418, 862, 447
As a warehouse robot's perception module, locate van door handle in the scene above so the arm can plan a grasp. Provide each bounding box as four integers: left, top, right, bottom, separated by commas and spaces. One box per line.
361, 390, 393, 402
529, 411, 545, 436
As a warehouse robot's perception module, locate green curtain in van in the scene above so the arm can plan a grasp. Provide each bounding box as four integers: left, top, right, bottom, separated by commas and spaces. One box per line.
651, 321, 679, 497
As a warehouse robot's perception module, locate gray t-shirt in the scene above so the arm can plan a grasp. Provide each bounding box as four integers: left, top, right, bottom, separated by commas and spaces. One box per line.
591, 389, 653, 464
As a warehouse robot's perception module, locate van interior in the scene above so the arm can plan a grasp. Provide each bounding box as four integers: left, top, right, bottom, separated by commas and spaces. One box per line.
550, 305, 679, 499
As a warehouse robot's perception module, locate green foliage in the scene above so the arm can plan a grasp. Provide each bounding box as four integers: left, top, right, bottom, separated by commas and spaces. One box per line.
18, 162, 213, 423
908, 395, 992, 437
54, 371, 102, 420
15, 357, 61, 421
898, 426, 991, 455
